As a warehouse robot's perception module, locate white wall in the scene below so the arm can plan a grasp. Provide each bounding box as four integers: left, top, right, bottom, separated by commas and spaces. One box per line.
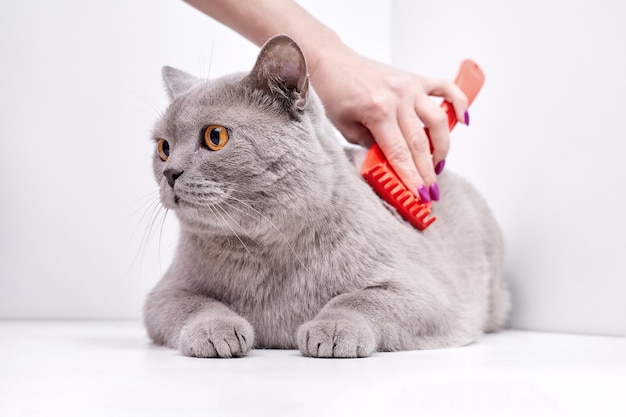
391, 0, 626, 336
0, 1, 390, 318
3, 0, 623, 338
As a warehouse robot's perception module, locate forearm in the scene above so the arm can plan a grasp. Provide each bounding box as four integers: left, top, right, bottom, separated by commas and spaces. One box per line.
183, 0, 348, 74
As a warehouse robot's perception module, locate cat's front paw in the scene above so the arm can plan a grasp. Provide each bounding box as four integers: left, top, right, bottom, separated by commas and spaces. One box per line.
179, 315, 254, 358
297, 316, 377, 358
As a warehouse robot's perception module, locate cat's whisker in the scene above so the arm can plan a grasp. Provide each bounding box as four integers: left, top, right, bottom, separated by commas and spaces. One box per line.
129, 196, 168, 274
204, 204, 230, 237
215, 183, 259, 200
217, 202, 264, 248
157, 208, 170, 274
221, 200, 261, 221
131, 191, 161, 247
144, 203, 166, 250
126, 89, 165, 119
227, 196, 308, 272
141, 196, 165, 239
124, 189, 162, 222
128, 192, 163, 247
211, 205, 257, 263
203, 31, 217, 92
131, 189, 161, 205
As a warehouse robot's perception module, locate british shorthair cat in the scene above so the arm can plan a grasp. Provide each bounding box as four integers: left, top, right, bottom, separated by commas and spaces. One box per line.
143, 35, 510, 358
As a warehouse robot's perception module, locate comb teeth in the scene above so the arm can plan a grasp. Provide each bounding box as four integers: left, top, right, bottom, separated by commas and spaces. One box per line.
361, 148, 436, 231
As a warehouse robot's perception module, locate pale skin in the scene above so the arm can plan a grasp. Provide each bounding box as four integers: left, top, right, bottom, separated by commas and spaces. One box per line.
184, 0, 469, 201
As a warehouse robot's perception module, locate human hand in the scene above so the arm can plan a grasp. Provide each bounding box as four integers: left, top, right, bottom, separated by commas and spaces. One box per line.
310, 47, 468, 202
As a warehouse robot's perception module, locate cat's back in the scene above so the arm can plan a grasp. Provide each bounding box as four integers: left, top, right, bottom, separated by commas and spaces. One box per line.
345, 145, 502, 256
429, 171, 501, 238
382, 169, 504, 274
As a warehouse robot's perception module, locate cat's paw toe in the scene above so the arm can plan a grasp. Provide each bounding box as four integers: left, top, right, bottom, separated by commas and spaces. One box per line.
179, 315, 254, 358
297, 317, 377, 358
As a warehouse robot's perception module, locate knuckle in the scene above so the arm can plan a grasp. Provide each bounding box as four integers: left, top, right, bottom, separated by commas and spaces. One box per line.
456, 92, 469, 108
385, 74, 407, 94
448, 83, 468, 107
427, 107, 448, 127
442, 79, 456, 93
408, 133, 431, 154
363, 92, 394, 123
385, 142, 412, 165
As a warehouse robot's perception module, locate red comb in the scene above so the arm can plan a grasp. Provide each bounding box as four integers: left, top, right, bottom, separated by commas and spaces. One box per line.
360, 60, 485, 230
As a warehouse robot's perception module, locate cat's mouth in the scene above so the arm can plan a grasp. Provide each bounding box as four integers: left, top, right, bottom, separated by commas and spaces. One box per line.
169, 190, 226, 211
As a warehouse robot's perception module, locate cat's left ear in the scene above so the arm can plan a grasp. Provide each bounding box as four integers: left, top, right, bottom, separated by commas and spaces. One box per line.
247, 35, 309, 112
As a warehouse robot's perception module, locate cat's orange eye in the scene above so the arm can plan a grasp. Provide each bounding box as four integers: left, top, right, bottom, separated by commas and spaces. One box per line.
157, 139, 169, 161
203, 125, 229, 151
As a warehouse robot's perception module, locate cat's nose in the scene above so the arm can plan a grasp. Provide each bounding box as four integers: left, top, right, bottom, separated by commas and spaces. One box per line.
163, 169, 183, 188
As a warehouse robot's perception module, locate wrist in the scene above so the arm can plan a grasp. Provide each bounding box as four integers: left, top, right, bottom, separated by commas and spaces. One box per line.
299, 30, 348, 76
306, 36, 357, 85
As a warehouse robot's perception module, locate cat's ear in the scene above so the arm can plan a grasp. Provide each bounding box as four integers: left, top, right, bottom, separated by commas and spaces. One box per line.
247, 35, 309, 112
162, 66, 201, 100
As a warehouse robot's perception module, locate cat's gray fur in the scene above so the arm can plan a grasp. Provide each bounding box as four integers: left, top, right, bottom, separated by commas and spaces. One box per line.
144, 35, 510, 358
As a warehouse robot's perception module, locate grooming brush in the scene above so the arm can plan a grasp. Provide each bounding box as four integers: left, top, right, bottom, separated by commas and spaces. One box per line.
360, 59, 485, 231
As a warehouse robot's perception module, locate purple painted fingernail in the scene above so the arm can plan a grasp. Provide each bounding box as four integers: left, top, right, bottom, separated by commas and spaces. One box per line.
429, 182, 440, 201
464, 110, 470, 126
435, 159, 446, 175
417, 185, 431, 203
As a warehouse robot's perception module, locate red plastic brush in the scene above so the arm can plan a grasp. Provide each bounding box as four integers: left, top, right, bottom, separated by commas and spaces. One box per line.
361, 60, 485, 230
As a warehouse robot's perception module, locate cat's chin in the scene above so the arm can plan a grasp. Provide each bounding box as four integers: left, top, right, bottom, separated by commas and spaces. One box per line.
160, 190, 210, 211
174, 209, 222, 233
170, 201, 235, 232
159, 195, 178, 211
172, 199, 280, 240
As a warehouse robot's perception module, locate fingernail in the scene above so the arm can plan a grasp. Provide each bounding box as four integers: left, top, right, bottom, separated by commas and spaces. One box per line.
417, 185, 431, 203
464, 110, 470, 126
429, 182, 440, 201
434, 159, 446, 175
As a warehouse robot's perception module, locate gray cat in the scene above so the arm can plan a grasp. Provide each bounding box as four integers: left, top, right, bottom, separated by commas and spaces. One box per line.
143, 35, 510, 358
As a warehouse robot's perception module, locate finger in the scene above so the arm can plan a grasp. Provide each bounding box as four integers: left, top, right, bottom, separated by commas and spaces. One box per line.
414, 94, 450, 173
366, 116, 425, 197
422, 77, 469, 125
397, 106, 437, 191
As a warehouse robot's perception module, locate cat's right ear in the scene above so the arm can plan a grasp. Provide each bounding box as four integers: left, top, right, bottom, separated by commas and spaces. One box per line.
162, 66, 201, 100
247, 35, 309, 113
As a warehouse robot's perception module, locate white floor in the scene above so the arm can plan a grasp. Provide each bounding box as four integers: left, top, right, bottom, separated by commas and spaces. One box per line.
0, 321, 624, 417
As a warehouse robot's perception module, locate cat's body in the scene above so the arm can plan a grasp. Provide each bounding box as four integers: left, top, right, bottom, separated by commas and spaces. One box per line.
144, 35, 510, 358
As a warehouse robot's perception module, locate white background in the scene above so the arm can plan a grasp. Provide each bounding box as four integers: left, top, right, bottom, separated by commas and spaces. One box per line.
0, 1, 624, 336
0, 0, 390, 318
391, 0, 626, 335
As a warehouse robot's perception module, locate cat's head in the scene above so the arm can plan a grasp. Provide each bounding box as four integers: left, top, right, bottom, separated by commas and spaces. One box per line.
152, 35, 339, 235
